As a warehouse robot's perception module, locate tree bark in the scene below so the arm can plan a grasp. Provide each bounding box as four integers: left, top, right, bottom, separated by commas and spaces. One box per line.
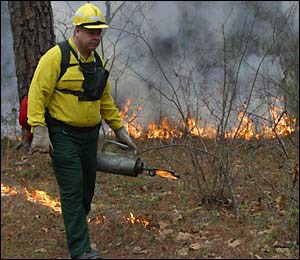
8, 1, 55, 102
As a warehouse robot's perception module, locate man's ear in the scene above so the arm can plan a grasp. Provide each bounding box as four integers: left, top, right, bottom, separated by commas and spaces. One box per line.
75, 26, 81, 35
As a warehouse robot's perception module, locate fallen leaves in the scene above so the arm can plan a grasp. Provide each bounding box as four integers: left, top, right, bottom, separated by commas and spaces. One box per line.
133, 246, 148, 254
171, 209, 183, 223
176, 239, 215, 257
257, 229, 273, 236
227, 238, 242, 248
177, 247, 189, 256
250, 197, 264, 213
158, 220, 169, 229
275, 194, 286, 212
175, 232, 194, 241
1, 136, 299, 260
160, 228, 173, 235
292, 162, 299, 185
34, 248, 47, 253
41, 227, 49, 233
249, 252, 263, 259
189, 242, 205, 250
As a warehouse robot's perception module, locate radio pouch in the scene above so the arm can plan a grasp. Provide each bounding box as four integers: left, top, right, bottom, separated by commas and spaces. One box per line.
79, 61, 110, 101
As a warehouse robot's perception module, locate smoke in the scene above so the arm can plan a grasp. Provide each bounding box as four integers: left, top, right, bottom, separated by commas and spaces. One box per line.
101, 1, 298, 129
2, 1, 298, 136
113, 1, 298, 127
148, 2, 180, 39
1, 1, 19, 137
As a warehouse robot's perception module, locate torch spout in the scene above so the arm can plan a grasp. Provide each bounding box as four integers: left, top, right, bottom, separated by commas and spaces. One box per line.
96, 140, 179, 179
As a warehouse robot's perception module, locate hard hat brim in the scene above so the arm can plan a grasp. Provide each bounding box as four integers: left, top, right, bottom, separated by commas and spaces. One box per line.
82, 24, 110, 29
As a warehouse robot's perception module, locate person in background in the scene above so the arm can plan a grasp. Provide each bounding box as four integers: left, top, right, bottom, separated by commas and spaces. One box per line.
27, 3, 137, 259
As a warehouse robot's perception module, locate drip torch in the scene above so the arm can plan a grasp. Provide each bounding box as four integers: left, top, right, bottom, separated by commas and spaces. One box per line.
96, 140, 179, 179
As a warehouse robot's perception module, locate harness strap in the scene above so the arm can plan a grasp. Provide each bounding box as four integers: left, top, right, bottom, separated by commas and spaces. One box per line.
56, 88, 84, 97
57, 41, 70, 81
55, 40, 104, 98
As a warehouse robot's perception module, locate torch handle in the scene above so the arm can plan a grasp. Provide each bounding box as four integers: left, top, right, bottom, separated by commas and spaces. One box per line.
101, 140, 130, 152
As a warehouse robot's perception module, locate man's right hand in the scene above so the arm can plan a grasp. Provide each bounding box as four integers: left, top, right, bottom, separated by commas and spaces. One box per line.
114, 126, 138, 154
31, 126, 53, 153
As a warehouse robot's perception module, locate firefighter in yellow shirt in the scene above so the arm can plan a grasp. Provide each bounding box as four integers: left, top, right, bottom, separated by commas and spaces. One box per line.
27, 3, 137, 259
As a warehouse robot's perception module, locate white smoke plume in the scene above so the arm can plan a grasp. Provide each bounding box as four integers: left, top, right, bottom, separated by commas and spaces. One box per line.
2, 1, 298, 137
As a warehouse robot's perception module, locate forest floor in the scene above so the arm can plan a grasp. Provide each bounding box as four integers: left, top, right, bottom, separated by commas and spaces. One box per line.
1, 134, 299, 259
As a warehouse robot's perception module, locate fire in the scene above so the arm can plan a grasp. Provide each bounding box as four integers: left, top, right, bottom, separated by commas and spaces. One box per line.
2, 183, 156, 230
125, 212, 150, 229
146, 118, 182, 139
226, 104, 257, 140
119, 98, 144, 138
119, 97, 297, 140
24, 188, 62, 213
236, 111, 256, 140
155, 170, 178, 180
261, 97, 296, 138
1, 183, 61, 213
88, 215, 107, 224
1, 183, 18, 196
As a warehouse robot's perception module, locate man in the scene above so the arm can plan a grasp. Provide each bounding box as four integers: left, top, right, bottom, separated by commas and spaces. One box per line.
27, 3, 137, 259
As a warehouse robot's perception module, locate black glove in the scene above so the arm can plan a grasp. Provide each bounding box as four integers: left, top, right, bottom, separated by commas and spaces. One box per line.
114, 126, 137, 154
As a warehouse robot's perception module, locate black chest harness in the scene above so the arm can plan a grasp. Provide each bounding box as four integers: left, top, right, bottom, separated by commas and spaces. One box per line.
56, 40, 110, 101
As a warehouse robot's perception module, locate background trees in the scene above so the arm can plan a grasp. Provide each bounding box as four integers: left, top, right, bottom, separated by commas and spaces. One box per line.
8, 1, 55, 103
1, 3, 299, 257
2, 1, 299, 214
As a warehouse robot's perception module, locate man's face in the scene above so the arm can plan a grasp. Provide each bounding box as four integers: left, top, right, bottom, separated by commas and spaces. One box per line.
76, 27, 102, 52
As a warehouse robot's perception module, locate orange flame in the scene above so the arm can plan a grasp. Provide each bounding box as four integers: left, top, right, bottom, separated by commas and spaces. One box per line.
2, 183, 157, 231
1, 183, 18, 196
1, 183, 61, 213
155, 170, 178, 180
119, 97, 297, 140
88, 215, 107, 224
24, 188, 62, 213
260, 97, 296, 138
146, 118, 182, 139
119, 98, 144, 138
226, 105, 256, 141
125, 212, 150, 228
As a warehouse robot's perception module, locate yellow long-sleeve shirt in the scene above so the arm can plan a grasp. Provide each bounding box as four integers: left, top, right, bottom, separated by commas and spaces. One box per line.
27, 37, 123, 131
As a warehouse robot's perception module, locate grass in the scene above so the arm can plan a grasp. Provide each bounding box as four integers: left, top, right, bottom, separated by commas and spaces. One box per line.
1, 134, 299, 259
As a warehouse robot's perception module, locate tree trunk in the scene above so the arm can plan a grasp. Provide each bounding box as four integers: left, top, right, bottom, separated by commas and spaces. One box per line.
8, 1, 55, 103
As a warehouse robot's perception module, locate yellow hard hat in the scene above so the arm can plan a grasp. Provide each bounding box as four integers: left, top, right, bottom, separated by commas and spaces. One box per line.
73, 3, 109, 29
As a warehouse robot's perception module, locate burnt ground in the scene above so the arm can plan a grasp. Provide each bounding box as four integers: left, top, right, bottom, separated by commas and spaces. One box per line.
1, 134, 299, 259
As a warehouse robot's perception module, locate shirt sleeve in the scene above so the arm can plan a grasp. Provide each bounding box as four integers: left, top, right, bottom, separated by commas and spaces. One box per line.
100, 80, 123, 131
27, 46, 61, 127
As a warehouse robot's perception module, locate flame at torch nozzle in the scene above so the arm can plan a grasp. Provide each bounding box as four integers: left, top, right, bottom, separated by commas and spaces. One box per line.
155, 170, 179, 180
142, 166, 179, 180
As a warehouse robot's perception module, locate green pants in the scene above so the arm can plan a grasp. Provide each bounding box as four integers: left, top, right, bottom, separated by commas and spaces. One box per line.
48, 123, 100, 259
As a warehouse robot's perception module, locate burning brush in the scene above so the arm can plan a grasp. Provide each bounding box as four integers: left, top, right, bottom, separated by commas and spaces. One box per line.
96, 140, 179, 180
